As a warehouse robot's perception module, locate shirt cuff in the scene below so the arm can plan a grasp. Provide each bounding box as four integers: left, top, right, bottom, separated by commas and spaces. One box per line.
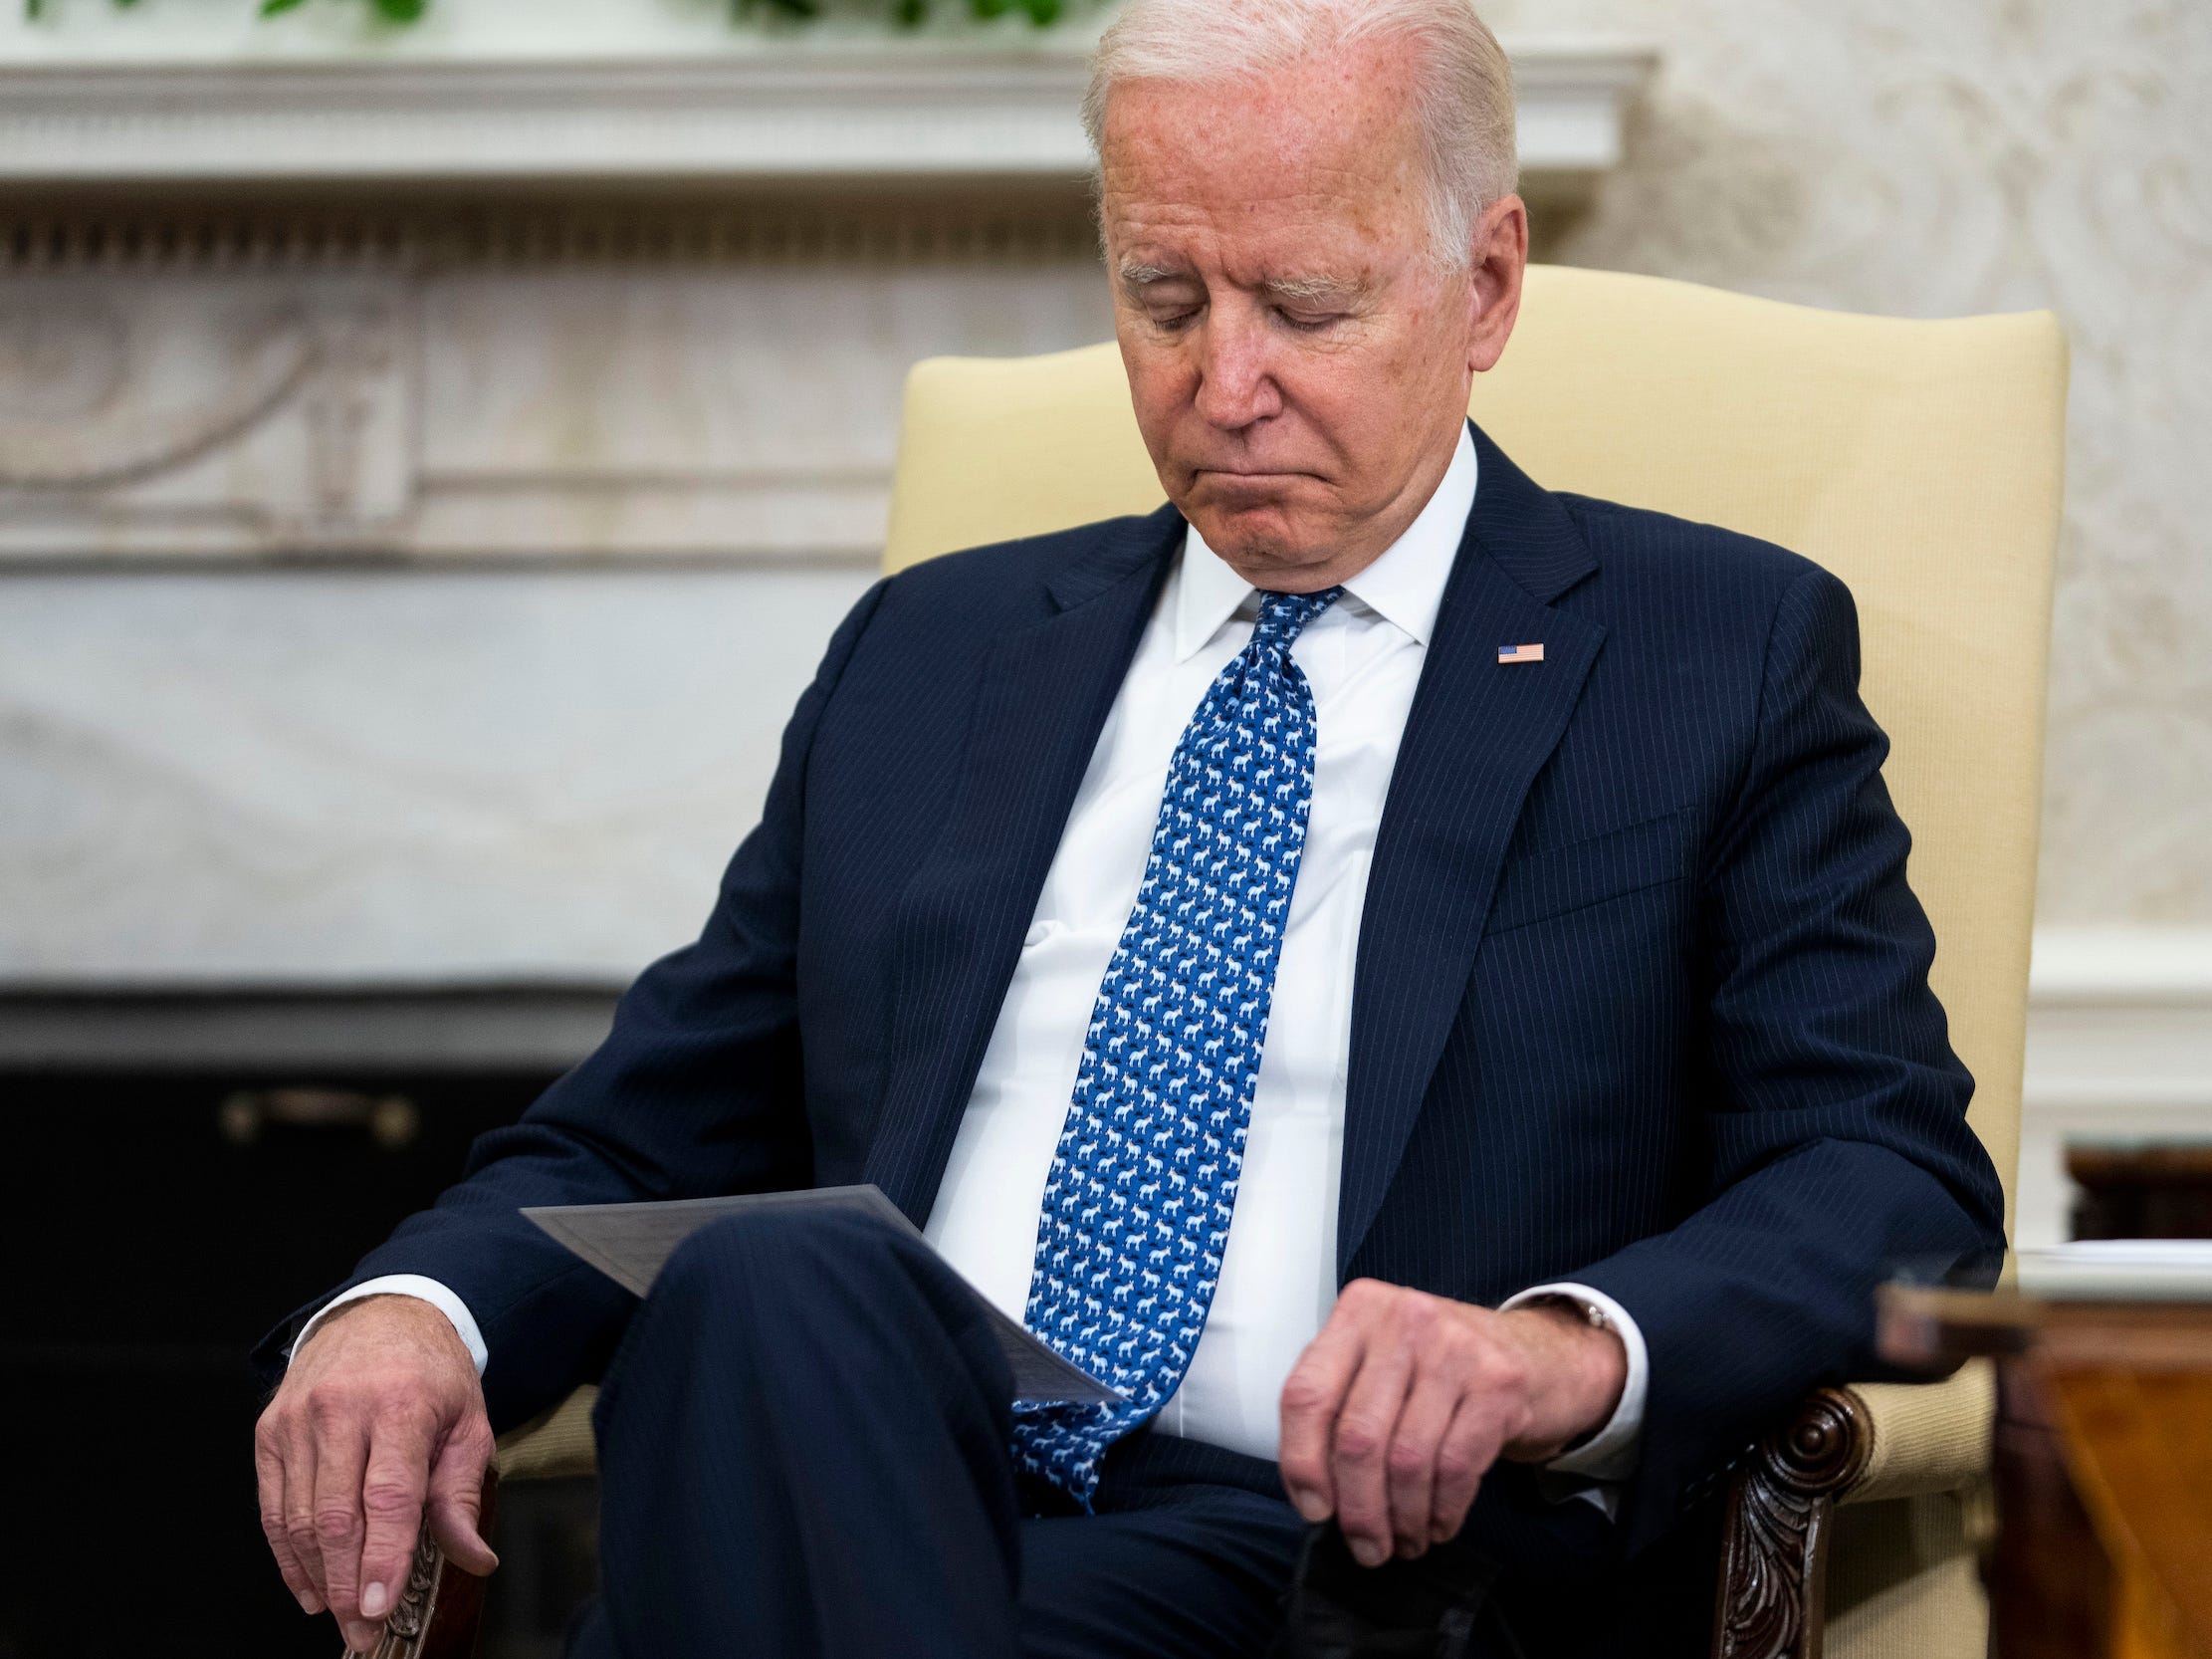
289, 1275, 489, 1377
1499, 1281, 1648, 1485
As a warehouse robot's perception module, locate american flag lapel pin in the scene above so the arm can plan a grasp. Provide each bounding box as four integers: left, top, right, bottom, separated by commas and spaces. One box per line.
1497, 642, 1545, 664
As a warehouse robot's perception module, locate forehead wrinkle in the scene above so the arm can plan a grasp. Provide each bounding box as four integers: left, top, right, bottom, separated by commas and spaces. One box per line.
1096, 31, 1449, 290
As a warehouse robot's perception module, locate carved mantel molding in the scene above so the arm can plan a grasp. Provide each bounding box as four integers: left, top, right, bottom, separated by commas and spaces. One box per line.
0, 40, 1657, 197
0, 37, 1655, 566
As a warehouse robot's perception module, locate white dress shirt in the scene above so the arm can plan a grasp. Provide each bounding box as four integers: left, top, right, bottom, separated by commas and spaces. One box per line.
302, 426, 1647, 1494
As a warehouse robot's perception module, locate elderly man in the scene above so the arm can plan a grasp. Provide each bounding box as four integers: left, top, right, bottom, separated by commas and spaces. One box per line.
253, 1, 2004, 1654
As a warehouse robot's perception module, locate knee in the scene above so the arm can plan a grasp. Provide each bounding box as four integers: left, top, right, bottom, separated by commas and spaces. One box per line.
653, 1199, 897, 1313
599, 1205, 875, 1425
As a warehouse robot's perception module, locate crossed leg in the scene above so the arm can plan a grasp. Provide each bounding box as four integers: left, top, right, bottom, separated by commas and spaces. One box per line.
585, 1203, 1305, 1659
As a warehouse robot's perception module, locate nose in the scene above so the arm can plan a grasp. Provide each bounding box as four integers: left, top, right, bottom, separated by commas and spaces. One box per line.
1191, 303, 1283, 432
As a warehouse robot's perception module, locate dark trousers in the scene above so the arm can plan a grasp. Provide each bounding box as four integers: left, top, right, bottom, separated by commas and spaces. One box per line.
574, 1204, 1717, 1659
581, 1203, 1311, 1659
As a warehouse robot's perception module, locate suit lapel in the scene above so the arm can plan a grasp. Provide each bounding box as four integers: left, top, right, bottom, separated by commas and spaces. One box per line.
1336, 426, 1607, 1278
865, 506, 1182, 1225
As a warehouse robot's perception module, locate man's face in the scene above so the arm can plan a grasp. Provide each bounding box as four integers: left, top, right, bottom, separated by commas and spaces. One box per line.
1098, 38, 1522, 591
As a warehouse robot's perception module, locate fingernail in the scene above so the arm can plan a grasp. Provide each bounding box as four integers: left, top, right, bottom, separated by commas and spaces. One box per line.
1350, 1539, 1386, 1568
361, 1582, 388, 1619
1286, 1487, 1326, 1523
297, 1590, 324, 1615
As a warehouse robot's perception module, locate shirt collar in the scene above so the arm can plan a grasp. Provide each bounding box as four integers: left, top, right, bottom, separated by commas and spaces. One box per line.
1174, 422, 1478, 662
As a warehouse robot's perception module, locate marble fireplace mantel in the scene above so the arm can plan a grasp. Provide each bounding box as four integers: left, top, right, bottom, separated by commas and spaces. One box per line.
0, 38, 1658, 191
0, 27, 1659, 1028
0, 32, 1660, 569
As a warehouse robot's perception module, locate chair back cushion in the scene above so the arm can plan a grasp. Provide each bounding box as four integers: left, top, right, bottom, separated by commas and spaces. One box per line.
883, 264, 2068, 1222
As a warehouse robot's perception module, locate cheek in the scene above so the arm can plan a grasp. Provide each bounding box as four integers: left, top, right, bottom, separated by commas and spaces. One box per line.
1274, 358, 1394, 457
1118, 337, 1200, 436
1114, 347, 1220, 471
1308, 322, 1460, 446
1400, 293, 1476, 399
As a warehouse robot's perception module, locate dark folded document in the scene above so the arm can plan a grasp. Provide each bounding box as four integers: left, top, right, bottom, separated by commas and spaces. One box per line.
523, 1183, 1121, 1406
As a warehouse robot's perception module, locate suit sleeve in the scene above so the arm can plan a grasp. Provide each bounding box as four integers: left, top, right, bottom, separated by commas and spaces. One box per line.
252, 578, 893, 1429
1569, 564, 2007, 1553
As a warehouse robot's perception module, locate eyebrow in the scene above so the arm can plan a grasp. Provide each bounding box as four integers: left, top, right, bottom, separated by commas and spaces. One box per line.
1117, 260, 1189, 292
1115, 259, 1368, 306
1258, 274, 1368, 304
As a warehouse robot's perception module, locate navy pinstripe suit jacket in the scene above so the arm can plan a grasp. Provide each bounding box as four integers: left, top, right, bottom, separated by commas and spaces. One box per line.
263, 423, 2005, 1564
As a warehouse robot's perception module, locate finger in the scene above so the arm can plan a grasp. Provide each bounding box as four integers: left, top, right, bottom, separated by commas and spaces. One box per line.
1330, 1336, 1417, 1569
279, 1415, 329, 1613
1429, 1393, 1510, 1546
356, 1417, 435, 1628
425, 1417, 500, 1577
255, 1417, 322, 1614
1278, 1292, 1379, 1522
308, 1414, 378, 1653
1384, 1363, 1461, 1559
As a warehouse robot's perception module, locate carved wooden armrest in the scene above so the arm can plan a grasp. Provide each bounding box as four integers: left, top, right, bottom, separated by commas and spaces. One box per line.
1711, 1364, 1995, 1659
1712, 1387, 1873, 1659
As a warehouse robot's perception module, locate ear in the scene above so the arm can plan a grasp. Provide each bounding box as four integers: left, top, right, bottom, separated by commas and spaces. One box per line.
1464, 194, 1528, 376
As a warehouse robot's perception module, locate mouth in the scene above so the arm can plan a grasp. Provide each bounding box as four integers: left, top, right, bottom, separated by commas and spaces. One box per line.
1191, 466, 1319, 484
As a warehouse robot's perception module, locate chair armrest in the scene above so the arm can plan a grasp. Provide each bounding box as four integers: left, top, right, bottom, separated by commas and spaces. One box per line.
1836, 1361, 1994, 1506
1712, 1366, 1996, 1659
1714, 1386, 1872, 1659
494, 1385, 600, 1483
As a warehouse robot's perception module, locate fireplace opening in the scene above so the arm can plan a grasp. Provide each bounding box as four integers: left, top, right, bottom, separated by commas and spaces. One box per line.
2, 1056, 601, 1659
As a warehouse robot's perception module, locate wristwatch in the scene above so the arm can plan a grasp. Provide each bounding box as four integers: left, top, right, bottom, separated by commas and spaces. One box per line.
1527, 1291, 1613, 1333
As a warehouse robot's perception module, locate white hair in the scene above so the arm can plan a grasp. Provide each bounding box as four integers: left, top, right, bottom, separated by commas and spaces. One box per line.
1082, 0, 1518, 272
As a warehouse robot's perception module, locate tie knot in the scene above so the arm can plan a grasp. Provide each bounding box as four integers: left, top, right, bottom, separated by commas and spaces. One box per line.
1251, 587, 1342, 650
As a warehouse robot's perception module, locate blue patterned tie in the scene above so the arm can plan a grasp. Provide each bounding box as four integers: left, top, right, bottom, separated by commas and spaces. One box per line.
1011, 585, 1342, 1506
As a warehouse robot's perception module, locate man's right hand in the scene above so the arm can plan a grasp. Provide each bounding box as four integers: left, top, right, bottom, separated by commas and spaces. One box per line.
255, 1295, 499, 1652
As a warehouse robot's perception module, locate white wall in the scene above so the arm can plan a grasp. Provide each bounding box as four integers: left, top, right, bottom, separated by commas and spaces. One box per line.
1487, 0, 2212, 931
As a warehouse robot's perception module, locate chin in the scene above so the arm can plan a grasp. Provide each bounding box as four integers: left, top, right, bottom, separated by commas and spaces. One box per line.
1192, 514, 1311, 569
1186, 493, 1322, 564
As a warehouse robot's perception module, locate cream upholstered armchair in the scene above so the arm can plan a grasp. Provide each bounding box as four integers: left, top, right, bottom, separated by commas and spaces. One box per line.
380, 266, 2065, 1659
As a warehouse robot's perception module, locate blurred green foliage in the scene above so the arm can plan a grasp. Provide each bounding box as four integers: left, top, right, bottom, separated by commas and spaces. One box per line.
23, 0, 1069, 23
260, 0, 428, 19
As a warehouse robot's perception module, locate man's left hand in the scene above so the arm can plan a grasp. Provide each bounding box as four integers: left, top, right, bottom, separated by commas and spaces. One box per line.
1277, 1280, 1627, 1566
